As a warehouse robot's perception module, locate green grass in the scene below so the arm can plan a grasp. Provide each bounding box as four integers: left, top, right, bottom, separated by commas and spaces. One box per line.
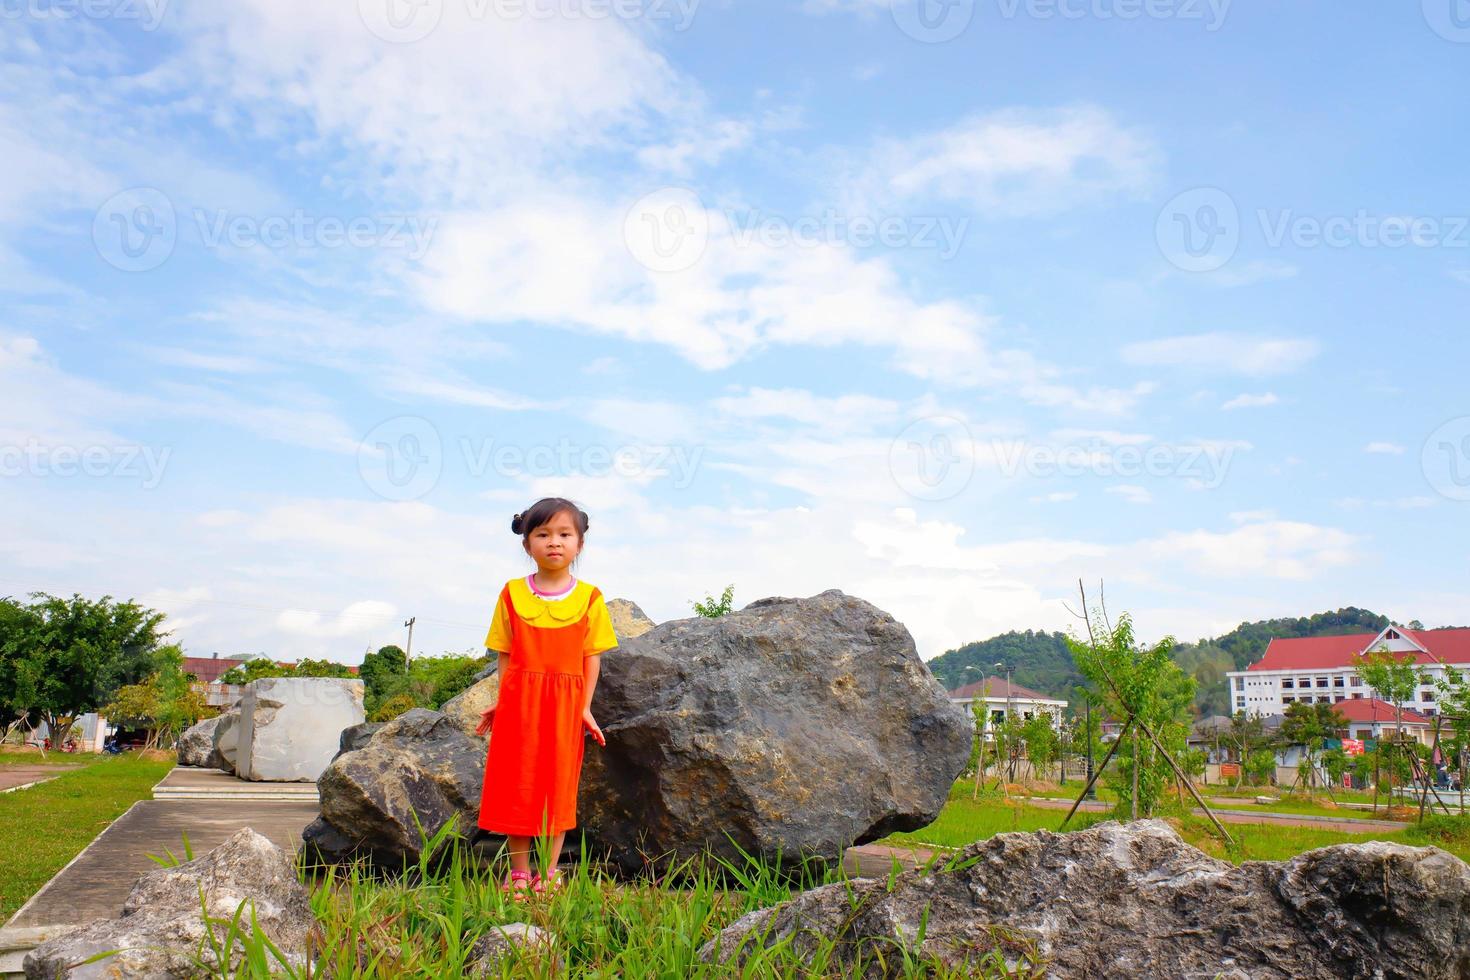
880, 783, 1470, 865
0, 753, 174, 922
0, 749, 89, 769
152, 822, 1040, 979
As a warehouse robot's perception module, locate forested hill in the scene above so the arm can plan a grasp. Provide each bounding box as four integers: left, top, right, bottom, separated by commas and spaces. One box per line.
926, 630, 1083, 699
926, 607, 1393, 715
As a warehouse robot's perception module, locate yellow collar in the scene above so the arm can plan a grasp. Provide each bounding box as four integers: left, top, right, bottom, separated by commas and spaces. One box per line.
507, 576, 592, 623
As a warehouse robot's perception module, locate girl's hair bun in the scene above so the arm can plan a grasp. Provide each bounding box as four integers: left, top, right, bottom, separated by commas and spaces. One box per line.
510, 512, 524, 535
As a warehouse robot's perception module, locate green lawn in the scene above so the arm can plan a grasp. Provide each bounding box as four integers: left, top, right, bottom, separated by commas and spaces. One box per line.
881, 782, 1470, 865
0, 754, 174, 922
0, 749, 90, 769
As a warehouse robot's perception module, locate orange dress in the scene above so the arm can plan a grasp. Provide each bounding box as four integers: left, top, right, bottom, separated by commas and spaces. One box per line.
477, 575, 618, 836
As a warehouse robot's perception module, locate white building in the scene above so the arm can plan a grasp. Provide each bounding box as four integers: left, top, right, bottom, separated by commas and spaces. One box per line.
1226, 624, 1470, 720
948, 675, 1067, 734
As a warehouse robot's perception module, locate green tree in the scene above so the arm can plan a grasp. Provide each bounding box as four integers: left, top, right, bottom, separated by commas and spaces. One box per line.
219, 658, 292, 685
295, 658, 354, 678
692, 585, 735, 618
1322, 747, 1350, 793
1067, 612, 1194, 820
1020, 714, 1059, 782
1245, 748, 1277, 786
0, 592, 170, 745
100, 646, 205, 751
1437, 667, 1470, 815
1226, 711, 1267, 789
360, 644, 409, 714
1279, 701, 1348, 797
1354, 647, 1425, 804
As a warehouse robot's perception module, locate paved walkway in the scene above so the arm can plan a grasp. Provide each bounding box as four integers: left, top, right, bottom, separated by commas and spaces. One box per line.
0, 766, 79, 794
0, 798, 319, 969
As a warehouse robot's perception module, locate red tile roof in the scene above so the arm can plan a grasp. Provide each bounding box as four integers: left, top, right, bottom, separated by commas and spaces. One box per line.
182, 656, 246, 684
1246, 628, 1470, 672
949, 676, 1061, 702
1332, 697, 1431, 726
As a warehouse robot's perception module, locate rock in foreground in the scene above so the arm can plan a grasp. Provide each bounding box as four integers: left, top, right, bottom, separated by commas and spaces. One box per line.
578, 589, 969, 874
701, 820, 1470, 979
24, 829, 313, 979
304, 708, 488, 867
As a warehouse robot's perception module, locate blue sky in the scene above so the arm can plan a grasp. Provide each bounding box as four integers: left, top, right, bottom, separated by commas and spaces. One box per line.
2, 0, 1468, 665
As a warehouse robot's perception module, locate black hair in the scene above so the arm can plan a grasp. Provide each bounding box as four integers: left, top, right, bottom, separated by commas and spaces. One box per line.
511, 497, 590, 544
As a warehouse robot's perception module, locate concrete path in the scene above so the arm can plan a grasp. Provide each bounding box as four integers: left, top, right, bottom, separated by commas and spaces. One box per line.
0, 766, 79, 794
0, 799, 319, 973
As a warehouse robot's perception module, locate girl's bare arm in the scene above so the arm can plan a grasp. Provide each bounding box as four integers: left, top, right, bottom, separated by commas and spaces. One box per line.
582, 654, 601, 711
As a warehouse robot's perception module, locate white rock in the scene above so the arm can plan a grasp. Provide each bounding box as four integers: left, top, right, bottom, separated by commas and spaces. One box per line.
236, 677, 365, 782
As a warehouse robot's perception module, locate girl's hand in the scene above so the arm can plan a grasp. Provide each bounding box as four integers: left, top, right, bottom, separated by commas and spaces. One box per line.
582, 708, 605, 747
475, 702, 497, 737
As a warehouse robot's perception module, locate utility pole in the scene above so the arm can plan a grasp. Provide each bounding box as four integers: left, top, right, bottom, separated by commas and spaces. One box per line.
403, 616, 416, 668
1084, 692, 1096, 800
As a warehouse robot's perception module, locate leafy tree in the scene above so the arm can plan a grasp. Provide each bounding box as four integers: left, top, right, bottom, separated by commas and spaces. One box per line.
1067, 611, 1194, 820
1226, 712, 1267, 789
295, 658, 354, 678
1437, 667, 1470, 814
369, 692, 418, 723
692, 585, 735, 618
1354, 647, 1425, 803
1279, 701, 1348, 796
1020, 714, 1059, 781
360, 644, 409, 714
101, 651, 205, 751
219, 658, 292, 685
1245, 748, 1277, 786
0, 592, 170, 744
1322, 747, 1350, 792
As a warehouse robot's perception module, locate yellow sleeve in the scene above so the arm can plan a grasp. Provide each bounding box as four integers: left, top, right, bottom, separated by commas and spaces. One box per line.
584, 592, 618, 657
484, 590, 512, 654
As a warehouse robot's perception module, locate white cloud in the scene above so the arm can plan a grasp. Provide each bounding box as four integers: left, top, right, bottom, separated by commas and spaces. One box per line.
1364, 442, 1405, 455
1221, 392, 1279, 411
862, 106, 1159, 216
1145, 520, 1357, 581
1106, 484, 1153, 504
1122, 333, 1319, 375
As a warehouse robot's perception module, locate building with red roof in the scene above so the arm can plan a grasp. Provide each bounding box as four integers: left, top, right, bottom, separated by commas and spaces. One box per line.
948, 675, 1067, 735
1227, 624, 1469, 722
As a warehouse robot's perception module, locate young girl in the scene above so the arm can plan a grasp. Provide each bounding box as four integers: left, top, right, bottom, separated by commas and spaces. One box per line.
476, 496, 618, 896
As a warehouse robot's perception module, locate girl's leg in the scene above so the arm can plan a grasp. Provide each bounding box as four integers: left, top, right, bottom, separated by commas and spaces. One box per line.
506, 835, 533, 874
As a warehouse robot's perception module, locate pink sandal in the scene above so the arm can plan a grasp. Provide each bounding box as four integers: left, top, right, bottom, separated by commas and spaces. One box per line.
531, 868, 563, 894
501, 869, 533, 899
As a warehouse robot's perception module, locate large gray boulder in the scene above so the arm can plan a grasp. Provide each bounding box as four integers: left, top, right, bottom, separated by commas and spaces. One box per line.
578, 589, 969, 875
175, 713, 225, 768
211, 707, 241, 774
701, 820, 1470, 978
334, 721, 384, 760
304, 708, 489, 867
237, 677, 365, 782
24, 828, 314, 979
